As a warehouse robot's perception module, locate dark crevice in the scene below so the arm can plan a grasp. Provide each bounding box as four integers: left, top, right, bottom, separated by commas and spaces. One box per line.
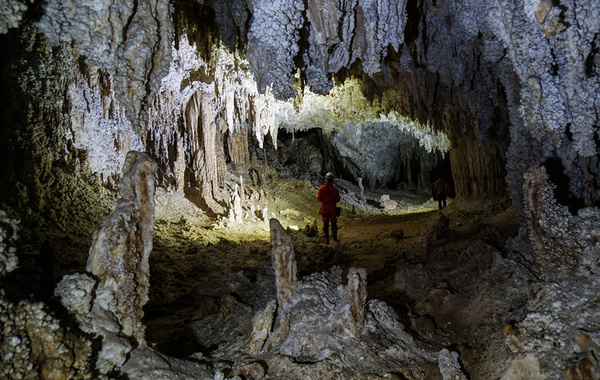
543, 156, 584, 215
585, 34, 599, 77
122, 0, 139, 43
550, 48, 559, 76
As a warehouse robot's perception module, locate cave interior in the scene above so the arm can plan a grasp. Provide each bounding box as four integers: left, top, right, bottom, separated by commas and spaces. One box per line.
1, 0, 600, 379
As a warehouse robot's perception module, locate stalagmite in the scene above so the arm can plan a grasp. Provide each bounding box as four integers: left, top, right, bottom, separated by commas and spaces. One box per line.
269, 218, 297, 318
346, 267, 367, 336
244, 300, 277, 355
86, 151, 157, 346
53, 151, 157, 374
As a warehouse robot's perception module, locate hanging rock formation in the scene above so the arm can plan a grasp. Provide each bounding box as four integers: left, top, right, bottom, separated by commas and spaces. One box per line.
2, 0, 600, 378
36, 0, 174, 130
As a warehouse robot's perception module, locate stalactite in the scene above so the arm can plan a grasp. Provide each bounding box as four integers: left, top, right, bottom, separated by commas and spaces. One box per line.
186, 88, 227, 213
37, 0, 174, 130
146, 37, 281, 213
68, 62, 144, 184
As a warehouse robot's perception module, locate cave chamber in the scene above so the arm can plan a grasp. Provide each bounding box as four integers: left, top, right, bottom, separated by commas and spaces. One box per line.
1, 0, 600, 379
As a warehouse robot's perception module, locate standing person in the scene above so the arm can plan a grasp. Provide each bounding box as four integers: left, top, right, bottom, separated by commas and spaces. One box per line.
317, 172, 341, 244
434, 177, 448, 210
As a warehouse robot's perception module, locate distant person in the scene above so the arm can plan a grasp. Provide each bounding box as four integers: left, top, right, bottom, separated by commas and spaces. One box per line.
317, 172, 341, 244
434, 177, 448, 210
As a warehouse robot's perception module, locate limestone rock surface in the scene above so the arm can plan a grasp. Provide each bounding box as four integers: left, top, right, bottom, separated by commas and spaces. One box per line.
86, 151, 157, 346
37, 0, 174, 130
0, 0, 29, 34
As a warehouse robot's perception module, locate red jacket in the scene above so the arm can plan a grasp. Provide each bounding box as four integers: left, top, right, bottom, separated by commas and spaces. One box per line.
318, 183, 341, 205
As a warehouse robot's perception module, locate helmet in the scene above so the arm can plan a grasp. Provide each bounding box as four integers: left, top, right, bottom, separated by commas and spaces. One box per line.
325, 172, 335, 179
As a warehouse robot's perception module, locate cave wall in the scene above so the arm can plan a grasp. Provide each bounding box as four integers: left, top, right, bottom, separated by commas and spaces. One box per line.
0, 24, 115, 281
328, 122, 448, 190
3, 0, 598, 216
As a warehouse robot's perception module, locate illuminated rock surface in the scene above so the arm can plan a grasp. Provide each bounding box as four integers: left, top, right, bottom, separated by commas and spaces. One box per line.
1, 0, 600, 379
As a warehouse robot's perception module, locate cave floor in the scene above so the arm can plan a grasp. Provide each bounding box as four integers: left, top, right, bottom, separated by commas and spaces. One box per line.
144, 187, 521, 378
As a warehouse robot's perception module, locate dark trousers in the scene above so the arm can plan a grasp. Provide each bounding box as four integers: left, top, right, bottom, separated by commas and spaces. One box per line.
323, 222, 338, 243
438, 194, 447, 210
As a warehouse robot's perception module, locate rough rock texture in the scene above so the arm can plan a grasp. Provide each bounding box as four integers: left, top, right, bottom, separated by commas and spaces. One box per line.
0, 0, 29, 34
345, 267, 367, 336
120, 347, 211, 379
279, 132, 324, 174
37, 0, 174, 130
52, 152, 157, 375
68, 62, 144, 183
0, 23, 115, 282
330, 121, 448, 189
255, 267, 440, 379
146, 36, 282, 213
208, 224, 443, 379
248, 0, 408, 96
0, 294, 94, 380
0, 215, 94, 379
438, 348, 467, 380
247, 0, 304, 99
2, 0, 600, 378
86, 151, 157, 347
523, 165, 600, 281
0, 211, 19, 275
270, 218, 297, 317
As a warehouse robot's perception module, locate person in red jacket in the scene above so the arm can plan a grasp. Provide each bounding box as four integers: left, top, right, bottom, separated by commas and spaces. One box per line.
317, 172, 341, 244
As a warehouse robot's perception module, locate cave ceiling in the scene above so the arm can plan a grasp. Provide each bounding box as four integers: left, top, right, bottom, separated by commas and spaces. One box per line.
3, 0, 590, 205
0, 0, 598, 214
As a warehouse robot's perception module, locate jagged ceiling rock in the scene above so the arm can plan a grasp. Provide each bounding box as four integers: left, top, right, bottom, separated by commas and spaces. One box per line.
68, 61, 144, 182
5, 0, 597, 209
248, 0, 408, 97
36, 0, 174, 130
247, 0, 304, 100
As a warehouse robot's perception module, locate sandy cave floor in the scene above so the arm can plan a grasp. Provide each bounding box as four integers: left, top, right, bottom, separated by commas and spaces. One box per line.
143, 176, 521, 376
